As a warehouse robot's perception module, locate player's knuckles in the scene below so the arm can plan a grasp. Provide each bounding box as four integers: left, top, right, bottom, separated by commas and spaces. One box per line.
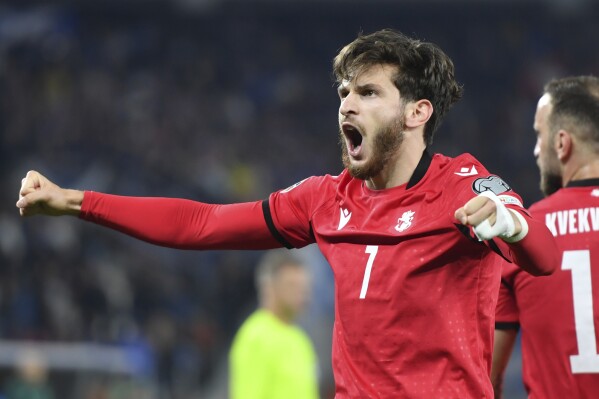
25, 171, 45, 186
462, 198, 475, 211
19, 187, 36, 197
484, 199, 497, 212
21, 176, 38, 189
468, 207, 492, 225
20, 178, 29, 192
468, 214, 486, 227
481, 202, 496, 218
464, 196, 488, 214
455, 209, 471, 225
24, 192, 45, 206
470, 208, 498, 227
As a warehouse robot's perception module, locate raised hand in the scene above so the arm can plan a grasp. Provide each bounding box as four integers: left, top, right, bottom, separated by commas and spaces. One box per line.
455, 191, 524, 241
16, 170, 83, 217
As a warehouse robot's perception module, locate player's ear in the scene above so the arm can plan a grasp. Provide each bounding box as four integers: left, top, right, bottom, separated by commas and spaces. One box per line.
555, 129, 572, 162
404, 99, 433, 129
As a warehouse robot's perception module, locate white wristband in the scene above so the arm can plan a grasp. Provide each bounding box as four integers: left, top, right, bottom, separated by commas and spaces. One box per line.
473, 191, 517, 241
501, 209, 529, 243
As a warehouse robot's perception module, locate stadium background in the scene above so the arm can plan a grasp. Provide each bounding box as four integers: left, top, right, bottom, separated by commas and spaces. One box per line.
0, 0, 597, 398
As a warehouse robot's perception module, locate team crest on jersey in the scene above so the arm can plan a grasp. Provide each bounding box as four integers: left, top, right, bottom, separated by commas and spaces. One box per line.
395, 210, 415, 232
472, 175, 511, 195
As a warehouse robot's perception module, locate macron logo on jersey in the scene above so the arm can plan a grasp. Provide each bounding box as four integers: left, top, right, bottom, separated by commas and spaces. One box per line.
338, 207, 352, 230
455, 165, 478, 177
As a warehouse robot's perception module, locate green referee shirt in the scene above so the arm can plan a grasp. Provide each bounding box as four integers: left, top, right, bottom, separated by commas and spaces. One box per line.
229, 309, 319, 399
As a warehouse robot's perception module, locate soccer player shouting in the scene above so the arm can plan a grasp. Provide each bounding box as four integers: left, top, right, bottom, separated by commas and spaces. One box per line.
18, 30, 557, 398
493, 76, 599, 399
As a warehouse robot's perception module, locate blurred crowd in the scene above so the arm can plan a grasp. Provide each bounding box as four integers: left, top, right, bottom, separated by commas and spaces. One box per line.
0, 1, 598, 398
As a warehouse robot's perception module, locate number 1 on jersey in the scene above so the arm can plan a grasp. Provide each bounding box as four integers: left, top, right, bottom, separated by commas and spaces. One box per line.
360, 245, 379, 299
563, 250, 599, 373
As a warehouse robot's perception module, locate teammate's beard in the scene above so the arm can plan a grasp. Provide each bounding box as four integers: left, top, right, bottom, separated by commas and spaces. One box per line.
539, 144, 562, 196
540, 169, 562, 197
339, 116, 405, 180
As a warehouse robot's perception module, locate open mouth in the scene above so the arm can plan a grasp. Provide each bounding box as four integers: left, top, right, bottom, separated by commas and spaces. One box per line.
341, 123, 364, 157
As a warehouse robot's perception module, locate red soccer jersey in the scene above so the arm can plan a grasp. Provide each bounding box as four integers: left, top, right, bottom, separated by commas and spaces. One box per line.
267, 152, 526, 398
496, 180, 599, 398
80, 151, 555, 398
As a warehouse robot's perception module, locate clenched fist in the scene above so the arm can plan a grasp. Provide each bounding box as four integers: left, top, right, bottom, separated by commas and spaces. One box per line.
455, 191, 525, 242
16, 170, 83, 217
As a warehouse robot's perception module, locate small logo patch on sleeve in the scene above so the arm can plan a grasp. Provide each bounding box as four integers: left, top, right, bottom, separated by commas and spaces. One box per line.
472, 175, 511, 195
281, 178, 309, 193
498, 195, 523, 208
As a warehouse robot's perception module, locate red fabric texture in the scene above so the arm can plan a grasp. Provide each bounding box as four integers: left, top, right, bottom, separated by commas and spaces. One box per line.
80, 191, 280, 250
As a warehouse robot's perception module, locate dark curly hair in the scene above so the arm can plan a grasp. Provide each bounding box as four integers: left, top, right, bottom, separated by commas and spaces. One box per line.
333, 29, 463, 145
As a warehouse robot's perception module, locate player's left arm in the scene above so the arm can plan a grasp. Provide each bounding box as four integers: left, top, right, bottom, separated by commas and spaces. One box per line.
492, 268, 520, 399
455, 193, 559, 276
491, 328, 518, 399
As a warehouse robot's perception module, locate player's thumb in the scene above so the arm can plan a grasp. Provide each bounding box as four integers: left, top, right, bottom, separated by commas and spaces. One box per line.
454, 208, 468, 224
16, 189, 49, 211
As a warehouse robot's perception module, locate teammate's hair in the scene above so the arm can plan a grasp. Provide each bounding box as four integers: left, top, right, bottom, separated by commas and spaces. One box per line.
255, 249, 304, 293
333, 29, 463, 145
544, 76, 599, 151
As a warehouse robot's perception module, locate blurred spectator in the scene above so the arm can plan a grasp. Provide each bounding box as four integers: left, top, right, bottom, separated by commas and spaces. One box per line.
4, 350, 54, 399
229, 250, 319, 399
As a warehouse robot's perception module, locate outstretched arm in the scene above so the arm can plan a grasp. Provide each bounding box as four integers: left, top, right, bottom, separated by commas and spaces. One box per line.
491, 328, 518, 399
17, 170, 281, 250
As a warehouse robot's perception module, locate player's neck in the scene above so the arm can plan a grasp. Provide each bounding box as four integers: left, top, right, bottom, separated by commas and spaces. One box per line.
366, 139, 426, 190
563, 157, 599, 185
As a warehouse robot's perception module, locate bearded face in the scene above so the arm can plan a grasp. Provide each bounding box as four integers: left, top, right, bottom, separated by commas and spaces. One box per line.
538, 139, 563, 196
339, 114, 405, 180
337, 64, 408, 183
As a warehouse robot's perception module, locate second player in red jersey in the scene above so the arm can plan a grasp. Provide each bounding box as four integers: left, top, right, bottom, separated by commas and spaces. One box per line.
493, 76, 599, 399
18, 30, 558, 398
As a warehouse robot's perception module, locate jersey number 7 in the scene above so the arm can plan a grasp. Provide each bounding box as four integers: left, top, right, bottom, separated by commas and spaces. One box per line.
360, 245, 379, 299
